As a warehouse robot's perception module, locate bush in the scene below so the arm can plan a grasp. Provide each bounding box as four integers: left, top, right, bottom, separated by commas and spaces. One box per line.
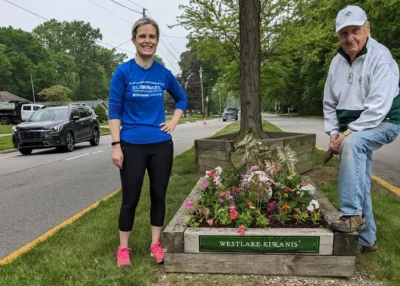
94, 104, 107, 123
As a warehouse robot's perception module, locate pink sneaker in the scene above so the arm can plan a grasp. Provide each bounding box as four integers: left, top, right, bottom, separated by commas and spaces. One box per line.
150, 242, 164, 263
116, 247, 131, 267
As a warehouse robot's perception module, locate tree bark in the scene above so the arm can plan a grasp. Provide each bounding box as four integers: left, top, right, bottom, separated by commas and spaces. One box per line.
239, 0, 262, 138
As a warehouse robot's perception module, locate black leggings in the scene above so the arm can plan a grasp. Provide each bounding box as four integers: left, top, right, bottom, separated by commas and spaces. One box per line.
119, 140, 173, 231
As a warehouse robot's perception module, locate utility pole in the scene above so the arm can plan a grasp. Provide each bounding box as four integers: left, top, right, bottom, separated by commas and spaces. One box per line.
219, 90, 222, 115
142, 8, 146, 17
30, 74, 36, 103
199, 66, 204, 119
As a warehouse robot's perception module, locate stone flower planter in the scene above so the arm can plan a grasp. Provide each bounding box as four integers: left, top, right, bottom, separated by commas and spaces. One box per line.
195, 131, 316, 175
162, 178, 358, 277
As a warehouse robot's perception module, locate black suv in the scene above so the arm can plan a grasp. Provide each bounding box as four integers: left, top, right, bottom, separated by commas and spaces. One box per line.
12, 105, 100, 155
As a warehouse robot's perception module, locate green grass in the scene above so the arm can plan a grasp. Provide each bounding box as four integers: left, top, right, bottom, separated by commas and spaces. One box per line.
1, 120, 399, 285
280, 114, 324, 120
0, 136, 13, 151
214, 120, 282, 136
100, 127, 109, 135
0, 125, 13, 134
166, 114, 221, 124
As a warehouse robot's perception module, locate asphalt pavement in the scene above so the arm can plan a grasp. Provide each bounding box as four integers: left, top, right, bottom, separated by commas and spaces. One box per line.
0, 119, 227, 259
263, 113, 400, 188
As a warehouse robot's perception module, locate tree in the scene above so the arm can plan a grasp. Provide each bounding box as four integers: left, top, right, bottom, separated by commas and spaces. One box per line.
38, 85, 72, 104
33, 20, 127, 100
153, 54, 165, 66
239, 0, 262, 137
94, 104, 107, 123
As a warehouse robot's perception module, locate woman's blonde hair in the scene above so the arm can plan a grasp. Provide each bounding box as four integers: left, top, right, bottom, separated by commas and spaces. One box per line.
132, 18, 159, 39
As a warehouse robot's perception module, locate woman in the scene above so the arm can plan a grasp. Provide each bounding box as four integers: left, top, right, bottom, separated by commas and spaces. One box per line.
108, 18, 188, 267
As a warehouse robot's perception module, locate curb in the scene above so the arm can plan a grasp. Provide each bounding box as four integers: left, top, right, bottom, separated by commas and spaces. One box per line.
0, 132, 112, 155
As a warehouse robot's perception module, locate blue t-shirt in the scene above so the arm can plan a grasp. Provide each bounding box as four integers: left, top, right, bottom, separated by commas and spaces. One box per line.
108, 59, 188, 144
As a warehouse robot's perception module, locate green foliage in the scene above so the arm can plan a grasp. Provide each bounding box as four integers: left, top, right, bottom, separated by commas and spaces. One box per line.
175, 0, 400, 115
94, 104, 107, 123
0, 21, 127, 101
236, 210, 253, 229
38, 85, 72, 103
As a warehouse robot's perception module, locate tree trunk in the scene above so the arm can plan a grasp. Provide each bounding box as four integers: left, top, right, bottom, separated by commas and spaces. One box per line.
239, 0, 262, 138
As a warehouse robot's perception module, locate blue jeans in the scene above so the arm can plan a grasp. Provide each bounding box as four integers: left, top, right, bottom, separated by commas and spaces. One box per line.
338, 122, 400, 246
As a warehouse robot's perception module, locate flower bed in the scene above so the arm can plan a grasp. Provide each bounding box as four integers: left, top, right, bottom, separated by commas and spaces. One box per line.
188, 133, 324, 232
185, 166, 326, 232
162, 134, 359, 277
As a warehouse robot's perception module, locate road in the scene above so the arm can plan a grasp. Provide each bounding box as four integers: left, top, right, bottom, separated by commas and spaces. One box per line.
0, 119, 227, 259
263, 113, 400, 188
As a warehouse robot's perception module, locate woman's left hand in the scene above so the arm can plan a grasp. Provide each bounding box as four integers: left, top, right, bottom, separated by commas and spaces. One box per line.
160, 120, 178, 134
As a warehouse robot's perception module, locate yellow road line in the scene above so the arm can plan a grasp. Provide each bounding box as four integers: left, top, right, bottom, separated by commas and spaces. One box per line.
372, 175, 400, 196
0, 126, 225, 266
0, 188, 120, 266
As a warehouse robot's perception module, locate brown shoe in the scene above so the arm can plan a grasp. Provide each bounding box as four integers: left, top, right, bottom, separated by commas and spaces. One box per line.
330, 216, 365, 233
358, 243, 377, 253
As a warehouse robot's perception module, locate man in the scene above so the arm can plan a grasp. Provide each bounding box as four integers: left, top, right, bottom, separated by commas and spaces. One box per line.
323, 5, 400, 253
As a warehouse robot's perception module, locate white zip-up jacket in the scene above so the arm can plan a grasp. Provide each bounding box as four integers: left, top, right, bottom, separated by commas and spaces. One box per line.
324, 37, 400, 135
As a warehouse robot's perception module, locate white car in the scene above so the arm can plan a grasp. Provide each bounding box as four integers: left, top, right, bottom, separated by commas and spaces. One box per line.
21, 104, 45, 121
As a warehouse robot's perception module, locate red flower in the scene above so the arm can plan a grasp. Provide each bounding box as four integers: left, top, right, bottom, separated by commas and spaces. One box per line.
230, 209, 239, 220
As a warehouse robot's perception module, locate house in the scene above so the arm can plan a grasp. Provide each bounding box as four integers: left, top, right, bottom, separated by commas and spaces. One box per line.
0, 91, 30, 103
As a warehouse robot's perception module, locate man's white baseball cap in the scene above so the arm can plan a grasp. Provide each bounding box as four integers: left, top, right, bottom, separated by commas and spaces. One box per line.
335, 5, 367, 33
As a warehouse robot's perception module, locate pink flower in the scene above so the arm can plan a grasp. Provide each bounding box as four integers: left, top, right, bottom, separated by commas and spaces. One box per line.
226, 194, 233, 200
205, 171, 212, 177
237, 224, 245, 236
184, 198, 196, 211
218, 191, 226, 197
230, 208, 238, 220
207, 219, 214, 226
201, 181, 209, 189
250, 165, 260, 171
230, 204, 236, 210
219, 198, 224, 203
300, 182, 308, 187
268, 201, 277, 212
242, 174, 250, 179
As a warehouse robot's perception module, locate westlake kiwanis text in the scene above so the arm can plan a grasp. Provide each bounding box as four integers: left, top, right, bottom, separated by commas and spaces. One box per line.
199, 236, 320, 253
219, 241, 299, 248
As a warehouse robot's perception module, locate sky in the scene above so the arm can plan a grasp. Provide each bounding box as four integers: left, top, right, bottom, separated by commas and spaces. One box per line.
0, 0, 191, 75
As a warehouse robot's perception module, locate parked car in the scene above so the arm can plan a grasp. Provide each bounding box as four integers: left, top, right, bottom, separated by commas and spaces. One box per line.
12, 104, 100, 155
21, 103, 45, 121
222, 107, 238, 122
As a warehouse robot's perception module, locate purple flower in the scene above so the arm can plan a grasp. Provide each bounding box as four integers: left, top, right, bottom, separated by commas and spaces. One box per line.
242, 174, 250, 179
250, 165, 260, 171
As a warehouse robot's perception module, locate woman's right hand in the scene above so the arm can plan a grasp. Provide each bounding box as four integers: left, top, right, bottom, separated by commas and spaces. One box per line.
112, 145, 124, 169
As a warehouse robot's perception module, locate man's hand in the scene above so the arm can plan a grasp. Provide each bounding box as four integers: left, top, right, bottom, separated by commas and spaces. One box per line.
160, 119, 178, 134
112, 145, 124, 169
329, 133, 345, 155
